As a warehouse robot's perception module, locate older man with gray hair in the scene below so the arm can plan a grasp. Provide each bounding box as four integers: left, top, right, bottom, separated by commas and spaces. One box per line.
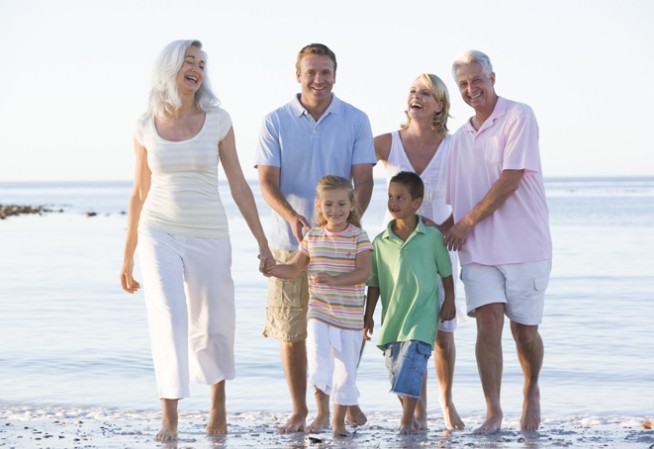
441, 50, 552, 434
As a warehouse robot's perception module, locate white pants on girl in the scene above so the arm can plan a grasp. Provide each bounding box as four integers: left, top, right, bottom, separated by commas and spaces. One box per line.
138, 230, 235, 399
307, 319, 363, 406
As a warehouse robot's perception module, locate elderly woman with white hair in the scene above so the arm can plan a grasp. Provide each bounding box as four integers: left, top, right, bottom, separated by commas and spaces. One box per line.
119, 39, 272, 441
373, 73, 467, 431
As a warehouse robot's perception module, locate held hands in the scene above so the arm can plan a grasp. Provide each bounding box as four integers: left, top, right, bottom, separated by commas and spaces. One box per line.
439, 298, 456, 322
120, 259, 141, 294
258, 252, 276, 277
290, 214, 311, 244
363, 315, 374, 341
312, 271, 335, 286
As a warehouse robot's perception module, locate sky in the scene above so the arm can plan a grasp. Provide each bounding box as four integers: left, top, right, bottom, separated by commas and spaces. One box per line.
1, 0, 653, 182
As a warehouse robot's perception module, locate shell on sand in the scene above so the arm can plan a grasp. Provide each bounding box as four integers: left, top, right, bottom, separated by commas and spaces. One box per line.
642, 421, 653, 429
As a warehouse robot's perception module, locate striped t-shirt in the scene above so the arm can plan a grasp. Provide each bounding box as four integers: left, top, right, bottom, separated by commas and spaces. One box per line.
300, 224, 373, 330
133, 108, 232, 239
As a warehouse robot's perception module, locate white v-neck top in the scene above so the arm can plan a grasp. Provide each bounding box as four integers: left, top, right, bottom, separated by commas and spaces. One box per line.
133, 108, 232, 239
383, 131, 453, 229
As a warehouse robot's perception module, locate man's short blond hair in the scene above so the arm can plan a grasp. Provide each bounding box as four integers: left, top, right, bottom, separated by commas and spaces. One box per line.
295, 43, 337, 73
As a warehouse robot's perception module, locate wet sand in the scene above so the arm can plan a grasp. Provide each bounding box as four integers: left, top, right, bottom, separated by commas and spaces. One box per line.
1, 406, 652, 448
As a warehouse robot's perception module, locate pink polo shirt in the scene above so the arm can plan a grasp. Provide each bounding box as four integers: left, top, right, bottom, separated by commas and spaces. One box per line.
445, 97, 552, 266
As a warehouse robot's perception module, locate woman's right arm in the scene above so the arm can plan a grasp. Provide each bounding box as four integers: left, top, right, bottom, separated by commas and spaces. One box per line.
120, 138, 151, 294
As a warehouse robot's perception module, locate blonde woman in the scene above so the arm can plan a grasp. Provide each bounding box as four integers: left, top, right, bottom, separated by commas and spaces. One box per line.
374, 73, 466, 430
120, 40, 272, 441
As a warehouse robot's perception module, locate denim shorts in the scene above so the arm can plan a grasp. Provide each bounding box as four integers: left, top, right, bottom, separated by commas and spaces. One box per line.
384, 341, 432, 399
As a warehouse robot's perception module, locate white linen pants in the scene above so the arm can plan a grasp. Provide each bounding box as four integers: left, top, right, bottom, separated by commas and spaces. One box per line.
138, 230, 235, 399
307, 319, 362, 406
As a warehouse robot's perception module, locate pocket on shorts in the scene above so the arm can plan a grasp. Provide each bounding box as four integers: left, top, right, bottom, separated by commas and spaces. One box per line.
483, 136, 505, 163
534, 276, 549, 291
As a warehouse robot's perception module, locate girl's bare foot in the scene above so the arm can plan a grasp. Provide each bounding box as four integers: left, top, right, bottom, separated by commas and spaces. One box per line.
307, 413, 330, 433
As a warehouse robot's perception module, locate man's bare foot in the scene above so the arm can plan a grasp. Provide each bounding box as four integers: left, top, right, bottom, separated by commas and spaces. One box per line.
473, 411, 503, 434
399, 421, 418, 435
441, 400, 465, 430
276, 412, 307, 434
414, 415, 428, 430
345, 405, 367, 427
307, 413, 330, 433
520, 385, 541, 432
155, 418, 178, 441
206, 407, 227, 434
332, 422, 350, 437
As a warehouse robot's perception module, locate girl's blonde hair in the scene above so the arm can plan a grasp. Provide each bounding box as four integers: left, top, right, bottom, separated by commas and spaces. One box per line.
315, 175, 361, 228
402, 73, 451, 139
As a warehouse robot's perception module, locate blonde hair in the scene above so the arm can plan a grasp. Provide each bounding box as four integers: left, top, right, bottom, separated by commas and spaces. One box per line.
147, 40, 220, 120
402, 73, 451, 139
315, 175, 361, 228
296, 43, 337, 73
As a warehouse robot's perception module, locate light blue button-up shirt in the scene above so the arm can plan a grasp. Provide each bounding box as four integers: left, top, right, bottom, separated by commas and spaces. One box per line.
255, 94, 376, 250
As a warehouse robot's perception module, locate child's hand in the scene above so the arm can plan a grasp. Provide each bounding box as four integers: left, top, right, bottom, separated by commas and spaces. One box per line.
313, 272, 335, 286
259, 256, 277, 277
439, 298, 456, 322
363, 316, 374, 341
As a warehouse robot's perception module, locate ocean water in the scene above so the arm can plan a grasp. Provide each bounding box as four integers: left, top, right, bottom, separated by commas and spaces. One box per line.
0, 178, 652, 420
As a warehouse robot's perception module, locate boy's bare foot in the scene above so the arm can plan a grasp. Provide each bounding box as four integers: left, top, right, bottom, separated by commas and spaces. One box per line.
399, 421, 418, 435
440, 400, 465, 430
414, 415, 428, 430
276, 412, 307, 434
345, 405, 367, 427
332, 422, 350, 437
473, 410, 503, 434
307, 413, 330, 433
206, 407, 228, 434
520, 384, 541, 432
155, 418, 178, 441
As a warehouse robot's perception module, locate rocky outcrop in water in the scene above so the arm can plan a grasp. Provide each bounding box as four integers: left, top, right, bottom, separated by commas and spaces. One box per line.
0, 205, 63, 219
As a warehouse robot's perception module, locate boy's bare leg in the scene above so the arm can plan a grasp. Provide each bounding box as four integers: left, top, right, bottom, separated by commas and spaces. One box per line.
155, 398, 178, 441
332, 404, 350, 437
207, 381, 227, 434
277, 341, 308, 433
473, 303, 505, 434
510, 321, 543, 432
346, 340, 367, 426
399, 396, 419, 435
414, 371, 428, 430
434, 331, 465, 429
308, 389, 331, 433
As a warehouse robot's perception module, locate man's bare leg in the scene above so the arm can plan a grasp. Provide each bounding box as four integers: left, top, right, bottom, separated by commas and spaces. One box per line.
207, 381, 227, 434
414, 371, 428, 430
434, 331, 465, 430
332, 404, 350, 437
511, 321, 543, 432
308, 389, 330, 433
473, 303, 505, 434
155, 398, 178, 441
277, 340, 308, 433
346, 340, 367, 427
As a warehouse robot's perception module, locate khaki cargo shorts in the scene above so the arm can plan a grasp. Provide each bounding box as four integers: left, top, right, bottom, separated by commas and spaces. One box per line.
262, 248, 309, 342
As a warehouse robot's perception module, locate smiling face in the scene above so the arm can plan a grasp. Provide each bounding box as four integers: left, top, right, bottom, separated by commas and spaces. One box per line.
407, 78, 444, 121
175, 45, 205, 95
455, 62, 496, 115
388, 182, 422, 221
296, 54, 336, 106
316, 188, 354, 232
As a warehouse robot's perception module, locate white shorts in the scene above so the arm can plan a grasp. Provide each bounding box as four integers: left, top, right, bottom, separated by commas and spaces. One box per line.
461, 259, 552, 325
307, 319, 363, 406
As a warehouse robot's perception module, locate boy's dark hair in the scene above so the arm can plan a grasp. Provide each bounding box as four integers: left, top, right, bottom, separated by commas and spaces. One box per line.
390, 171, 424, 200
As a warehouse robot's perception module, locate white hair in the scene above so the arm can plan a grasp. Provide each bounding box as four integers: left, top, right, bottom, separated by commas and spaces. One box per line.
147, 40, 220, 120
451, 50, 493, 81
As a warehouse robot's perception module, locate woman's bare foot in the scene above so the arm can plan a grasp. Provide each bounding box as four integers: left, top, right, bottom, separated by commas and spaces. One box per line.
345, 405, 367, 427
473, 410, 503, 434
155, 418, 178, 441
440, 400, 465, 430
520, 384, 541, 432
307, 413, 330, 433
332, 421, 350, 437
206, 407, 228, 434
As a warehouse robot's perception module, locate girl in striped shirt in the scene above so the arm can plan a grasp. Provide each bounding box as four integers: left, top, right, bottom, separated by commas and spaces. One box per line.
263, 175, 373, 437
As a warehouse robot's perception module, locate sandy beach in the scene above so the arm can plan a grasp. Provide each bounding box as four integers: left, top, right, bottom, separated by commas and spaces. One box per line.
1, 405, 652, 448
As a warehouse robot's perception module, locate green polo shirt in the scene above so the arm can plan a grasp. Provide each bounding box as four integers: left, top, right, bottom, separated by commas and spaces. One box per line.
367, 215, 452, 351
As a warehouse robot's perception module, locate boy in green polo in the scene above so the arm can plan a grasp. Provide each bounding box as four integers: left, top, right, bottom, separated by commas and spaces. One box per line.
363, 171, 455, 435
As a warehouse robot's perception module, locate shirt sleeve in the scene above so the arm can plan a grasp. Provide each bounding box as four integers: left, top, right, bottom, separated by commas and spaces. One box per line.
351, 113, 377, 166
502, 104, 541, 175
299, 235, 310, 256
254, 113, 281, 168
355, 230, 374, 253
366, 238, 380, 287
133, 118, 145, 147
216, 108, 233, 142
433, 234, 453, 278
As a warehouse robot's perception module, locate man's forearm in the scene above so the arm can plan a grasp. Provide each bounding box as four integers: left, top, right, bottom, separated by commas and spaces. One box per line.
461, 169, 524, 228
